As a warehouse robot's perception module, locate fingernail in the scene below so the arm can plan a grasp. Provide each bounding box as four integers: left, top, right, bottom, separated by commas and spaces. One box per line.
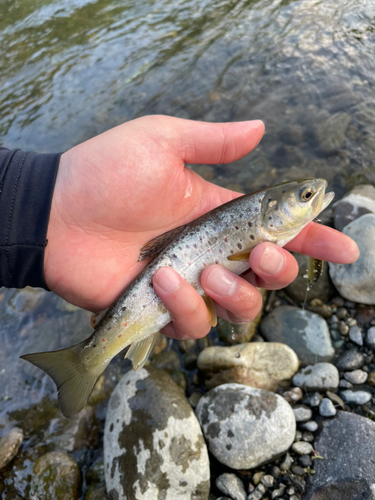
259, 245, 284, 274
206, 267, 236, 296
155, 267, 180, 292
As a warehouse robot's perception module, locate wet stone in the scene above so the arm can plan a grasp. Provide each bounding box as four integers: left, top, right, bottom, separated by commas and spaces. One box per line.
271, 484, 286, 498
335, 350, 365, 371
197, 342, 299, 391
104, 366, 210, 500
292, 442, 313, 455
0, 427, 23, 469
348, 326, 363, 346
344, 369, 368, 385
30, 452, 81, 500
314, 112, 351, 154
299, 455, 312, 468
280, 452, 294, 471
292, 363, 339, 392
184, 351, 197, 370
319, 398, 336, 417
339, 379, 353, 389
329, 214, 375, 305
340, 390, 372, 405
260, 306, 334, 367
247, 483, 266, 500
215, 473, 246, 500
196, 384, 296, 470
261, 474, 274, 488
367, 372, 375, 386
283, 387, 303, 404
293, 406, 312, 422
300, 421, 318, 432
152, 349, 181, 372
365, 326, 375, 349
304, 411, 375, 500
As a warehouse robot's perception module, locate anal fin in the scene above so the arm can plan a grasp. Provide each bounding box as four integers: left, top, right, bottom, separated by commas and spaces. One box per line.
125, 332, 159, 370
203, 294, 217, 327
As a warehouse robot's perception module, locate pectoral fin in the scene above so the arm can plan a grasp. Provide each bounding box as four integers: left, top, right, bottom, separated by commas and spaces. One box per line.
125, 332, 159, 370
203, 294, 217, 327
227, 249, 252, 262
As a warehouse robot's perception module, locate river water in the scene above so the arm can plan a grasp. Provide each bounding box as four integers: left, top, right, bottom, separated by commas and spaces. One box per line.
1, 0, 375, 497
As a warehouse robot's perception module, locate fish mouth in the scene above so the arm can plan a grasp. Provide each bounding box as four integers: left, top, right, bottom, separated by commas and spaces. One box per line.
322, 191, 335, 211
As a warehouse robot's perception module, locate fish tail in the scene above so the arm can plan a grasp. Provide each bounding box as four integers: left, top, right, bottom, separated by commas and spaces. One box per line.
20, 340, 105, 418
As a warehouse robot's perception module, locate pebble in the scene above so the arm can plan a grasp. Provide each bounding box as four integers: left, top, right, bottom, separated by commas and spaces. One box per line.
336, 307, 347, 320
340, 390, 372, 405
104, 366, 209, 500
339, 379, 353, 389
152, 349, 181, 372
335, 350, 365, 371
326, 391, 345, 409
247, 484, 266, 500
252, 472, 264, 485
366, 326, 375, 349
216, 473, 247, 500
196, 384, 296, 470
260, 474, 274, 488
271, 466, 281, 478
338, 321, 349, 335
0, 427, 23, 469
329, 214, 375, 304
298, 455, 312, 468
305, 411, 375, 500
291, 465, 305, 476
292, 363, 339, 392
314, 112, 351, 154
367, 372, 375, 386
30, 452, 81, 500
282, 387, 303, 404
333, 184, 375, 231
292, 441, 313, 455
197, 342, 299, 391
295, 430, 302, 441
319, 398, 336, 417
348, 326, 363, 346
300, 421, 318, 432
302, 431, 314, 442
260, 306, 334, 367
307, 392, 322, 407
347, 318, 357, 327
271, 484, 285, 498
293, 406, 312, 422
330, 329, 341, 341
344, 369, 368, 384
280, 453, 294, 471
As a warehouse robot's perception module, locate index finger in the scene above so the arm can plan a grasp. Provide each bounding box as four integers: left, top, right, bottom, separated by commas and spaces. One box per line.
284, 221, 359, 264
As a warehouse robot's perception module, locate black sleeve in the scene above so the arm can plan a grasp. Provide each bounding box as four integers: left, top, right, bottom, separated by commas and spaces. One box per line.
0, 148, 61, 289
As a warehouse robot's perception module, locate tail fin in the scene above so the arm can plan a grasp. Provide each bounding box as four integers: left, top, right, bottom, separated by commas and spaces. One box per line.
20, 340, 104, 418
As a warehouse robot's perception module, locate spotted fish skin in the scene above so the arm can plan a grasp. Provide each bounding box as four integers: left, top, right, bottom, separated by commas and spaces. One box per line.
21, 179, 334, 417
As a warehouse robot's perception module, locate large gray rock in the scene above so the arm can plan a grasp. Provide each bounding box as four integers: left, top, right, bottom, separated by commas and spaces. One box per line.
303, 411, 375, 500
104, 366, 210, 500
333, 184, 375, 231
197, 342, 299, 391
329, 214, 375, 304
195, 384, 296, 470
260, 306, 334, 366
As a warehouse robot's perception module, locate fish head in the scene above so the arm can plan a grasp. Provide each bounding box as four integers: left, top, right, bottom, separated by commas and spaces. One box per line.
260, 179, 335, 244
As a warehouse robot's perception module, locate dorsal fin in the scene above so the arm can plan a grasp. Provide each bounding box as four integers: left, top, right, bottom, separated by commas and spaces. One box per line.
137, 225, 186, 261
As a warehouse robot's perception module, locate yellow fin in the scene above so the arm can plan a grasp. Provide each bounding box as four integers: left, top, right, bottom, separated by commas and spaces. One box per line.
125, 332, 159, 370
227, 249, 252, 262
203, 294, 217, 327
90, 309, 108, 329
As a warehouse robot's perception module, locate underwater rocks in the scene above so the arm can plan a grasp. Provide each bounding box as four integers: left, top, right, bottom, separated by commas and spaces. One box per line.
260, 306, 334, 366
0, 427, 23, 469
197, 342, 299, 391
329, 214, 375, 304
104, 366, 210, 500
304, 412, 375, 500
314, 112, 351, 154
195, 384, 296, 469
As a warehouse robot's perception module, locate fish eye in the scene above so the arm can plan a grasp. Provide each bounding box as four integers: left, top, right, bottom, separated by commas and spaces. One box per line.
300, 187, 314, 202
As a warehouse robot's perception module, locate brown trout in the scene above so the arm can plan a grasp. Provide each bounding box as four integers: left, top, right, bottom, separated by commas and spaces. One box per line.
21, 179, 334, 417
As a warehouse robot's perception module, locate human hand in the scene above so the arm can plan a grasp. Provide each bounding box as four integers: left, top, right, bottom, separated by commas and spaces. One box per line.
44, 115, 359, 340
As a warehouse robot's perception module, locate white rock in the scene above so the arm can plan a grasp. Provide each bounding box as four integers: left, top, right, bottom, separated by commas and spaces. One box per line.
292, 363, 339, 392
344, 370, 368, 385
319, 398, 336, 417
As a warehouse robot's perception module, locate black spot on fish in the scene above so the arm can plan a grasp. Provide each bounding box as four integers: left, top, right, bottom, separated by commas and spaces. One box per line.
230, 250, 234, 254
93, 344, 96, 348
121, 306, 126, 311
237, 243, 242, 249
193, 244, 197, 249
110, 423, 114, 432
255, 207, 259, 212
268, 198, 272, 202
250, 235, 255, 240
178, 246, 182, 250
172, 254, 178, 259
219, 249, 223, 253
186, 244, 189, 248
269, 216, 272, 220
215, 260, 219, 264
224, 237, 228, 242
270, 224, 274, 227
248, 222, 252, 227
143, 304, 146, 308
235, 226, 239, 230
282, 190, 286, 193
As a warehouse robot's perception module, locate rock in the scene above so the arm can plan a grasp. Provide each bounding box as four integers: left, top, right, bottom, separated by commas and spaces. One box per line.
280, 453, 294, 471
319, 398, 336, 417
272, 484, 286, 498
170, 370, 187, 391
300, 421, 318, 432
299, 455, 312, 468
84, 487, 108, 500
333, 184, 375, 231
30, 452, 81, 500
260, 306, 334, 366
104, 366, 210, 500
293, 406, 312, 423
151, 333, 168, 355
152, 349, 181, 372
0, 427, 23, 469
196, 384, 296, 469
261, 474, 275, 488
340, 390, 372, 405
365, 326, 375, 349
306, 392, 322, 407
326, 391, 345, 409
279, 124, 304, 145
302, 431, 314, 442
339, 379, 353, 389
215, 473, 246, 500
348, 326, 363, 346
283, 387, 303, 404
304, 411, 375, 499
314, 112, 351, 154
292, 363, 339, 392
248, 484, 266, 500
285, 253, 334, 303
367, 372, 375, 386
329, 214, 375, 304
197, 342, 299, 391
292, 442, 313, 455
335, 350, 365, 371
343, 369, 368, 385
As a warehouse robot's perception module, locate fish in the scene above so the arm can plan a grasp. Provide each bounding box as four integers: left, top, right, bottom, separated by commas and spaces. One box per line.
21, 178, 334, 417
